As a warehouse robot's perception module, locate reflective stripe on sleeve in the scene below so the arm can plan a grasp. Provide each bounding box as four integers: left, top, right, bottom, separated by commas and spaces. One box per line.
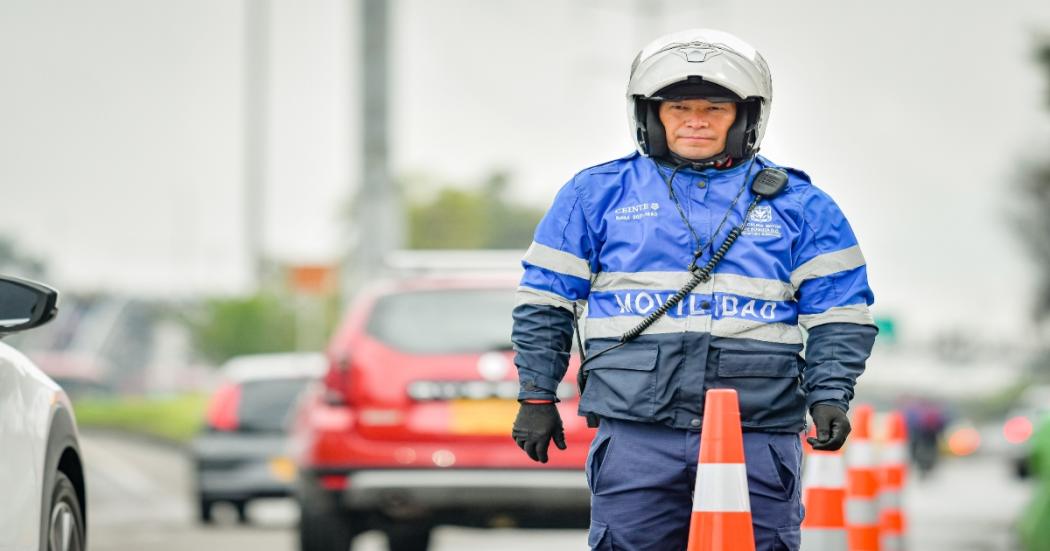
693, 464, 751, 512
790, 245, 866, 289
515, 285, 575, 311
522, 242, 592, 280
798, 303, 874, 330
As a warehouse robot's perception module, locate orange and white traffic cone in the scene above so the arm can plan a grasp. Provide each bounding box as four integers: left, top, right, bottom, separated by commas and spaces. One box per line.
687, 389, 755, 551
879, 412, 908, 551
801, 426, 848, 550
846, 405, 880, 551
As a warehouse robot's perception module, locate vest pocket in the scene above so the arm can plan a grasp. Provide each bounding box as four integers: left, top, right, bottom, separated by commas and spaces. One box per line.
715, 350, 803, 427
580, 342, 659, 419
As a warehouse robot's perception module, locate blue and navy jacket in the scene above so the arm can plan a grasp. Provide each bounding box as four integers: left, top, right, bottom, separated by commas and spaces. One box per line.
511, 152, 877, 433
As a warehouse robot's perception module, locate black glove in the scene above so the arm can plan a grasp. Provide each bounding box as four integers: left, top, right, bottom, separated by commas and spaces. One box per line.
807, 404, 851, 451
512, 402, 567, 463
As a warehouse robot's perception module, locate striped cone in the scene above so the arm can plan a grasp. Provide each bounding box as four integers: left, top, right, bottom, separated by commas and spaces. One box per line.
687, 389, 755, 551
879, 412, 908, 551
845, 405, 880, 551
801, 426, 848, 550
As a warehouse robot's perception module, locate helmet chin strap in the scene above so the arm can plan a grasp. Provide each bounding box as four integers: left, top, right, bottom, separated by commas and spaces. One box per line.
665, 150, 732, 170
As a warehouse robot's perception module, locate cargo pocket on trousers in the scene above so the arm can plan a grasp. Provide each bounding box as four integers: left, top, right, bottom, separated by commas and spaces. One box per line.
588, 520, 612, 550
768, 439, 799, 499
586, 432, 611, 495
715, 351, 801, 426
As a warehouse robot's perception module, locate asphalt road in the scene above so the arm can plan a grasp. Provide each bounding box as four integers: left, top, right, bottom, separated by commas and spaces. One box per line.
81, 429, 1030, 551
81, 429, 588, 551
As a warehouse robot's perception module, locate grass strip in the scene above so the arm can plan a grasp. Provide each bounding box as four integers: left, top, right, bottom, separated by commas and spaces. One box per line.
72, 393, 208, 444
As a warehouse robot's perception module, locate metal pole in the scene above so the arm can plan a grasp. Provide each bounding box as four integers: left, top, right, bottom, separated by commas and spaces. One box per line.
344, 0, 403, 300
243, 0, 270, 290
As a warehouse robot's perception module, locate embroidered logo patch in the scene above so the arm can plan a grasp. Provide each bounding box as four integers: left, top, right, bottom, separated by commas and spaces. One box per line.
743, 205, 782, 238
748, 205, 773, 223
613, 202, 660, 222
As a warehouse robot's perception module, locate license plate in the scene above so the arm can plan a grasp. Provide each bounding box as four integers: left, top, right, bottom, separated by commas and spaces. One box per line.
269, 456, 297, 483
449, 399, 519, 436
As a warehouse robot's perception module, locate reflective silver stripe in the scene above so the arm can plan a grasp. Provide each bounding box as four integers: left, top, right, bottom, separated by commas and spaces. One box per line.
592, 271, 793, 301
591, 271, 691, 292
802, 454, 846, 489
584, 315, 707, 339
880, 443, 907, 466
800, 529, 848, 550
845, 441, 876, 468
791, 245, 866, 289
693, 464, 750, 512
845, 497, 879, 525
879, 489, 902, 510
522, 242, 592, 280
712, 317, 803, 345
715, 273, 795, 301
586, 315, 801, 343
515, 286, 575, 311
798, 304, 874, 330
881, 535, 904, 550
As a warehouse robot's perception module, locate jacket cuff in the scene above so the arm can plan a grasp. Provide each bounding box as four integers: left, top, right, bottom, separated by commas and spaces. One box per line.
807, 391, 849, 413
517, 373, 561, 402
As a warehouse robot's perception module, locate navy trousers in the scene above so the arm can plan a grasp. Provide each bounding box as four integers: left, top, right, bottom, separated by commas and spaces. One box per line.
586, 418, 803, 551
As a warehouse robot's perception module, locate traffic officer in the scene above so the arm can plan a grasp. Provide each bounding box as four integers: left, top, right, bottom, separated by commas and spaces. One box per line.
510, 28, 878, 550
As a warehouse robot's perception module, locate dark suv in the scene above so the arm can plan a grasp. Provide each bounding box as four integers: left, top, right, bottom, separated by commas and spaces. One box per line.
289, 274, 592, 551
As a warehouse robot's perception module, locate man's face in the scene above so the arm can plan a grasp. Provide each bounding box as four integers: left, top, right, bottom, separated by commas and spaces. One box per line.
658, 98, 738, 160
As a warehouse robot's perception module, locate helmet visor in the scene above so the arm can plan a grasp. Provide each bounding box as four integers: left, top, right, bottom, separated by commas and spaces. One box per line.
648, 79, 741, 103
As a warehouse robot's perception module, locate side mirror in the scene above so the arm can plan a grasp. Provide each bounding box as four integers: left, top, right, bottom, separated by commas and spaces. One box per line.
0, 275, 58, 335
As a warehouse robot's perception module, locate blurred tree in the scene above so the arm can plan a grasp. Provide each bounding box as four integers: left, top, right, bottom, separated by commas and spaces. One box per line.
405, 171, 544, 250
1016, 42, 1050, 319
184, 293, 298, 365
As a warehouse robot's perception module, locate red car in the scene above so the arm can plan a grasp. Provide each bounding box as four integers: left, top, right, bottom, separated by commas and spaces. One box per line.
289, 273, 593, 551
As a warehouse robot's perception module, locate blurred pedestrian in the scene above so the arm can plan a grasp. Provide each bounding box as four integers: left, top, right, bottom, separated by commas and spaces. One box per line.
510, 28, 878, 550
901, 395, 948, 476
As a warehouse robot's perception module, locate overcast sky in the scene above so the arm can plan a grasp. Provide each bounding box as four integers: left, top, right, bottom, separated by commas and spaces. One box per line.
1, 0, 1049, 343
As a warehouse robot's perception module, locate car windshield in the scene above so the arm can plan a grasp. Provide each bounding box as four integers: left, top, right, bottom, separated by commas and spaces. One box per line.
366, 288, 516, 354
237, 378, 312, 432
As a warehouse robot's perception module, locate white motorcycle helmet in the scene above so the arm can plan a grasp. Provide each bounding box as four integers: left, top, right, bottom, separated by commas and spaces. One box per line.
627, 29, 773, 165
